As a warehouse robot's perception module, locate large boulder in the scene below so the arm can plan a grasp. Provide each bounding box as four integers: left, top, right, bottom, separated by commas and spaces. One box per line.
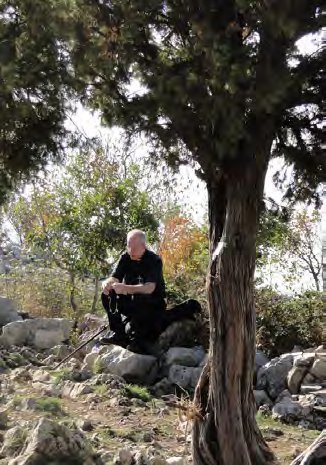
0, 297, 22, 326
1, 417, 102, 465
94, 345, 158, 385
287, 366, 308, 394
168, 364, 202, 389
256, 354, 293, 399
0, 318, 73, 349
162, 346, 205, 368
255, 350, 269, 378
310, 357, 326, 381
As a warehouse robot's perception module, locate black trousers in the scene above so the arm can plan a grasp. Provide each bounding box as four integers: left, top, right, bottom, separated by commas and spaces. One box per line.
101, 292, 166, 343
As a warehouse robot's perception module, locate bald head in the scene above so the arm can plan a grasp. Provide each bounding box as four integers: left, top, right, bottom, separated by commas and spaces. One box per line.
127, 229, 146, 260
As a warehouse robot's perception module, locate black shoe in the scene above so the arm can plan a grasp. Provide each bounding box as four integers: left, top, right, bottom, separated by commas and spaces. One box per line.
99, 331, 128, 347
126, 340, 159, 356
126, 342, 146, 354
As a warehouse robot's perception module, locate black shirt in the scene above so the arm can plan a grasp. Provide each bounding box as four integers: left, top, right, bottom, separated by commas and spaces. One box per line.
111, 249, 166, 302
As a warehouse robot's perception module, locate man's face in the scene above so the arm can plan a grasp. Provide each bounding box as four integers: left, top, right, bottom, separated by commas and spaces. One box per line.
127, 234, 145, 259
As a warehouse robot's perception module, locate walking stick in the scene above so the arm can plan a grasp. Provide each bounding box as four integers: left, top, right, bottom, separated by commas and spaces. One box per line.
53, 324, 108, 370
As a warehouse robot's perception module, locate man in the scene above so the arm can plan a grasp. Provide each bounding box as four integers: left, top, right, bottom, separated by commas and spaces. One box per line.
100, 229, 166, 353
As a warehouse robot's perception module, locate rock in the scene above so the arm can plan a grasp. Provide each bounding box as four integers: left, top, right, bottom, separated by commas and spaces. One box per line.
256, 354, 293, 399
151, 378, 174, 397
272, 396, 313, 423
4, 417, 102, 464
300, 385, 323, 395
0, 297, 22, 326
0, 318, 74, 349
168, 365, 202, 389
157, 320, 200, 353
301, 372, 318, 385
163, 347, 205, 368
77, 419, 94, 432
293, 354, 315, 368
287, 366, 308, 394
255, 350, 269, 376
310, 358, 326, 380
116, 447, 133, 465
0, 425, 28, 458
49, 344, 71, 360
254, 390, 273, 407
96, 346, 158, 385
315, 345, 326, 354
0, 411, 8, 430
84, 352, 99, 370
31, 369, 52, 383
166, 458, 188, 465
61, 380, 94, 398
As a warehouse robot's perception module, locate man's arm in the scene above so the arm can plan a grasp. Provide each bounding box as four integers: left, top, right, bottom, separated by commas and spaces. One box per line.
112, 282, 156, 295
102, 254, 127, 295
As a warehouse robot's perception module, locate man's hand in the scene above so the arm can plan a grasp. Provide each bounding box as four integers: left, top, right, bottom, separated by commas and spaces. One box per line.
102, 277, 119, 295
111, 282, 128, 295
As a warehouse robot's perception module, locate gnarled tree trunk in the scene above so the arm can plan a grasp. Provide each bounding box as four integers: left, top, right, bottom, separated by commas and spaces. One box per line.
192, 160, 275, 465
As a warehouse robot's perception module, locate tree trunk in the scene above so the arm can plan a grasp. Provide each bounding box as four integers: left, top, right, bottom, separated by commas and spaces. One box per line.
192, 162, 275, 465
69, 272, 79, 314
91, 276, 100, 313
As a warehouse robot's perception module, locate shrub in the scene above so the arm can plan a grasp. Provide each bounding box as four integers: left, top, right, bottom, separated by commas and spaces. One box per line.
121, 384, 152, 402
255, 288, 324, 357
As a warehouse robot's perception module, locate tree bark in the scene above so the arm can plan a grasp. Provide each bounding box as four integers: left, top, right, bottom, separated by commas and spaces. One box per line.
69, 272, 79, 314
192, 161, 276, 465
91, 276, 100, 313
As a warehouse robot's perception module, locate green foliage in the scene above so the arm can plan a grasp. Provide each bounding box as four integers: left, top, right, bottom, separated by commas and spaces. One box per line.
0, 0, 73, 204
66, 1, 325, 201
0, 262, 97, 318
33, 397, 62, 414
255, 288, 324, 357
121, 384, 152, 402
52, 368, 73, 386
256, 207, 322, 291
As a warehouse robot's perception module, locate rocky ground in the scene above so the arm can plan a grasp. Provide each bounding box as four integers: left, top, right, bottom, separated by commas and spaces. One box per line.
0, 301, 325, 464
0, 343, 323, 465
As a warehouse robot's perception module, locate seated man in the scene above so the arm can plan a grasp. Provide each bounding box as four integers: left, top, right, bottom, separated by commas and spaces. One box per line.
100, 229, 166, 353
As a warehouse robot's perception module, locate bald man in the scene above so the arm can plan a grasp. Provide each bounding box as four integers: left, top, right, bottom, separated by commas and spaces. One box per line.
100, 229, 166, 353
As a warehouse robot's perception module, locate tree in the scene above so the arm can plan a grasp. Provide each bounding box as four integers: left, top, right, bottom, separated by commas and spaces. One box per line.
63, 3, 325, 464
256, 206, 322, 291
6, 144, 159, 314
159, 215, 208, 303
1, 2, 325, 464
0, 0, 73, 204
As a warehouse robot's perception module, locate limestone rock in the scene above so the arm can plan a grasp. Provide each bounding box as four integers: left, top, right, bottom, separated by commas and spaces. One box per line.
310, 358, 326, 381
166, 458, 188, 465
168, 365, 202, 389
0, 297, 22, 326
293, 354, 315, 368
255, 350, 269, 377
163, 346, 205, 368
254, 390, 273, 407
151, 378, 174, 397
287, 366, 308, 394
0, 318, 73, 349
96, 346, 158, 385
4, 417, 102, 465
256, 354, 293, 399
61, 380, 94, 398
115, 447, 133, 465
